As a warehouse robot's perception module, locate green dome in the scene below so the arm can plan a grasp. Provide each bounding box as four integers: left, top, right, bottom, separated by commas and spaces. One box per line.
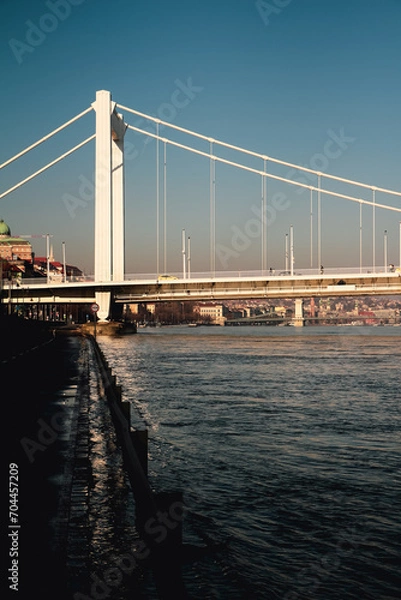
0, 219, 11, 236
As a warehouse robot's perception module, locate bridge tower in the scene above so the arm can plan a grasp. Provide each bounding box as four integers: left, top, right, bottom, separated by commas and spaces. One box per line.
293, 298, 305, 327
91, 90, 127, 320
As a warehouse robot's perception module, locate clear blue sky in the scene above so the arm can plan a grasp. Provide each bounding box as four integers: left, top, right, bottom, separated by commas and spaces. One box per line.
1, 0, 400, 274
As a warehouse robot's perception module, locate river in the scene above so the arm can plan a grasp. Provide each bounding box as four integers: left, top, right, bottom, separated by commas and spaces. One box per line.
98, 326, 401, 599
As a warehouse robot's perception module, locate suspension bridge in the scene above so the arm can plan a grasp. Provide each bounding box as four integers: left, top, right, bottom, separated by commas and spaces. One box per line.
1, 90, 401, 323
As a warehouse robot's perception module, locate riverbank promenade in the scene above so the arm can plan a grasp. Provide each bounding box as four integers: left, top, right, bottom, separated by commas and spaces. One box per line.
3, 316, 188, 600
4, 316, 85, 599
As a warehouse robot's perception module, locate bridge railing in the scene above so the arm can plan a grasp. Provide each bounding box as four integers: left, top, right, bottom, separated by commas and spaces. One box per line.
10, 266, 400, 289
117, 278, 401, 303
12, 275, 96, 287
124, 266, 400, 281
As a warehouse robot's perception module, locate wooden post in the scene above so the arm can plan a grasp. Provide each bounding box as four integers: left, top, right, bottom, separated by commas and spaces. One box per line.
152, 490, 186, 597
130, 429, 148, 477
154, 491, 184, 549
120, 400, 130, 423
114, 384, 123, 402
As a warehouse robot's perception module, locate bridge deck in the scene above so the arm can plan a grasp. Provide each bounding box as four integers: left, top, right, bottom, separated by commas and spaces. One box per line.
6, 271, 401, 304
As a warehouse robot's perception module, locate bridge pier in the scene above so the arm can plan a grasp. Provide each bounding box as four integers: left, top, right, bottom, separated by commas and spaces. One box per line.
293, 298, 305, 327
95, 291, 112, 322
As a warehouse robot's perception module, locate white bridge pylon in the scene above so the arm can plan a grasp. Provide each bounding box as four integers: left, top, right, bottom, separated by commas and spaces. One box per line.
91, 90, 127, 320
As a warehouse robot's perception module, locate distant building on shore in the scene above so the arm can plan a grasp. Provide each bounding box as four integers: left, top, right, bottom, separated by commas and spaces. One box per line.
33, 256, 83, 279
194, 303, 227, 325
0, 219, 33, 263
0, 219, 82, 279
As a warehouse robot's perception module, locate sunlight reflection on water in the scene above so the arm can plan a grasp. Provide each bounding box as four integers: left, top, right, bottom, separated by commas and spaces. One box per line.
99, 327, 401, 599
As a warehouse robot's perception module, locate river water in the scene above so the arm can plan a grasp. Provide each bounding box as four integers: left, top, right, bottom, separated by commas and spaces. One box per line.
98, 326, 401, 600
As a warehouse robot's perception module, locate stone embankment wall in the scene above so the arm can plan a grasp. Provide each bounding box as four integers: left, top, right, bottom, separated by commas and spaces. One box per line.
4, 317, 186, 599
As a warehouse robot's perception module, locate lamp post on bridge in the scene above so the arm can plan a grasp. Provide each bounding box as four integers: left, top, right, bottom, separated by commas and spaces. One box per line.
284, 228, 294, 274
62, 241, 67, 283
182, 229, 186, 280
46, 233, 50, 284
290, 225, 294, 276
187, 236, 191, 279
285, 233, 289, 272
182, 229, 191, 279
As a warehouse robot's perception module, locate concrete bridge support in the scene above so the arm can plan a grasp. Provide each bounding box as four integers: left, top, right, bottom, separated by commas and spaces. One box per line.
293, 298, 305, 327
95, 291, 112, 323
92, 90, 127, 320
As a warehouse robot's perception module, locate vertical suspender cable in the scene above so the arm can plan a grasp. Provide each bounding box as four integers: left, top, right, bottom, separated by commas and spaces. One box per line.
156, 123, 160, 275
212, 156, 215, 275
209, 141, 212, 274
209, 141, 215, 275
384, 230, 388, 273
317, 174, 322, 271
398, 221, 401, 273
212, 142, 216, 275
265, 160, 268, 271
372, 188, 376, 272
399, 221, 401, 271
187, 236, 191, 278
261, 171, 264, 272
310, 188, 313, 268
163, 141, 167, 274
359, 201, 363, 273
285, 233, 289, 272
261, 159, 267, 273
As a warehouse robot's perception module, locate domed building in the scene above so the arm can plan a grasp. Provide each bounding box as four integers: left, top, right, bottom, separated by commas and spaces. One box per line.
0, 219, 33, 264
0, 219, 11, 236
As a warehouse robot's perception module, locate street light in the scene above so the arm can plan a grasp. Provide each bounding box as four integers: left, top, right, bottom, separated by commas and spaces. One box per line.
182, 229, 186, 279
182, 230, 192, 279
359, 201, 363, 273
62, 241, 67, 283
187, 236, 191, 279
46, 233, 50, 284
290, 225, 294, 276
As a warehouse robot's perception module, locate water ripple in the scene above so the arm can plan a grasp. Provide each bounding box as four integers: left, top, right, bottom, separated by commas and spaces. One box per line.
99, 328, 401, 599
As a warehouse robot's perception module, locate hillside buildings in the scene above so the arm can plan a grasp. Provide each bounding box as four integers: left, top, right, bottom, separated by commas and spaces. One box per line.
0, 219, 82, 280
0, 219, 33, 264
